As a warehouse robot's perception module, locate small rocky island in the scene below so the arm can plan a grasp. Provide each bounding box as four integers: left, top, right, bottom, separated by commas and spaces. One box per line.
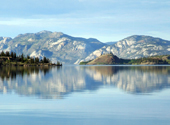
80, 53, 170, 65
0, 51, 62, 66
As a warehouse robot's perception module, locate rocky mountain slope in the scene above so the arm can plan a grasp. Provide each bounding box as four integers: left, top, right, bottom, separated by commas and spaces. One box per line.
86, 54, 121, 65
77, 35, 170, 64
81, 53, 128, 65
0, 31, 106, 64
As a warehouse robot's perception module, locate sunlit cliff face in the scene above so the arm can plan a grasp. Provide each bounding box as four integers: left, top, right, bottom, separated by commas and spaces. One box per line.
0, 66, 170, 99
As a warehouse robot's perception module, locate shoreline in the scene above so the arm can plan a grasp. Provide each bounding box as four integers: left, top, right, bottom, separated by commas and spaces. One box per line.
0, 63, 62, 67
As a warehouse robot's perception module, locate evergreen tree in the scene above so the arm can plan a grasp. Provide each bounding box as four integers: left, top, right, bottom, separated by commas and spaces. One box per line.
57, 61, 61, 65
21, 53, 24, 63
13, 52, 16, 59
43, 57, 47, 63
35, 57, 39, 63
1, 51, 5, 56
27, 55, 30, 59
30, 58, 34, 63
11, 52, 14, 58
5, 51, 10, 56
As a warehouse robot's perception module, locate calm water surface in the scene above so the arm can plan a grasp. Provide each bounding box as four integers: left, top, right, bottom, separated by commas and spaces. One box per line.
0, 65, 170, 125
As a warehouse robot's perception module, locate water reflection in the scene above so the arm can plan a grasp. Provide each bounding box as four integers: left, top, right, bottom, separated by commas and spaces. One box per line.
85, 66, 170, 93
0, 66, 51, 80
0, 65, 170, 98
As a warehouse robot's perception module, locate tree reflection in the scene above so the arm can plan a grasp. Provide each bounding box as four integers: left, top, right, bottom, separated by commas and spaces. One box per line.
0, 66, 53, 80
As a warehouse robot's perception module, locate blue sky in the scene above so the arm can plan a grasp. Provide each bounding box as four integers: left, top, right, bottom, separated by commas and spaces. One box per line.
0, 0, 170, 42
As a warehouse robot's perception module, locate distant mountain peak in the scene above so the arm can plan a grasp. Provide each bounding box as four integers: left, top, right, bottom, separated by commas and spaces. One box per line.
123, 35, 165, 42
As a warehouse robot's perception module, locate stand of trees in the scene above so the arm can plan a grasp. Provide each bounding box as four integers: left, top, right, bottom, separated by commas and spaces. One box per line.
128, 57, 168, 64
0, 51, 51, 64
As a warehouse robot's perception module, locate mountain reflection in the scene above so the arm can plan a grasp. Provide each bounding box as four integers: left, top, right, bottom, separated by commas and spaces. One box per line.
0, 66, 170, 99
85, 66, 170, 93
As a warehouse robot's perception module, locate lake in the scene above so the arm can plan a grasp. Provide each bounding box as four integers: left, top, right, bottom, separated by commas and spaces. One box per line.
0, 65, 170, 125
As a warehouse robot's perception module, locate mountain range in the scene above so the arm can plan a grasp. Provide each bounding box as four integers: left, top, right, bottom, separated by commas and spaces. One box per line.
0, 31, 105, 64
0, 31, 170, 64
77, 35, 170, 64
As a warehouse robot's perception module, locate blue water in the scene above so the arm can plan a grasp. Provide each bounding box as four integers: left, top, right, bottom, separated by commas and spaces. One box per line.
0, 65, 170, 125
